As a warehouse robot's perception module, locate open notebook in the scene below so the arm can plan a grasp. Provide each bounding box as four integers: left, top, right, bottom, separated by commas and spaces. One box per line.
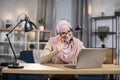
76, 48, 107, 69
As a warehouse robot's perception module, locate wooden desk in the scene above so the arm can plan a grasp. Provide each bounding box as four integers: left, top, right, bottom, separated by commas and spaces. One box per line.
2, 63, 120, 74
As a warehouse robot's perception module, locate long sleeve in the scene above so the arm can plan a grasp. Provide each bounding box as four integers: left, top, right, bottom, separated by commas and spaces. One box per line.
39, 39, 58, 64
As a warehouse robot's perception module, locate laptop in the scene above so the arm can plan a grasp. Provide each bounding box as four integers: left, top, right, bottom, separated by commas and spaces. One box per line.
76, 48, 107, 69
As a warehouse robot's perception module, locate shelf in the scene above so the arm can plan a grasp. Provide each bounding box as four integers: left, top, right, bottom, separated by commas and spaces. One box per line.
0, 29, 52, 54
0, 29, 51, 32
90, 15, 117, 49
91, 16, 116, 20
0, 29, 10, 31
0, 54, 20, 57
39, 42, 47, 44
92, 32, 116, 35
0, 54, 12, 56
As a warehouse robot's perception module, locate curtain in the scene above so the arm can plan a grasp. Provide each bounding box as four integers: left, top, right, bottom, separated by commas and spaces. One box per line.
74, 0, 92, 47
37, 0, 55, 36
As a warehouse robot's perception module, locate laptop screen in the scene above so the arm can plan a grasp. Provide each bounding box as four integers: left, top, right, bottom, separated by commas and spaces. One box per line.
76, 48, 107, 69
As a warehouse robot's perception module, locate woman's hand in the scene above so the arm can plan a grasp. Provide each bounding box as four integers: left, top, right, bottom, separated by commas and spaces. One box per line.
55, 35, 63, 52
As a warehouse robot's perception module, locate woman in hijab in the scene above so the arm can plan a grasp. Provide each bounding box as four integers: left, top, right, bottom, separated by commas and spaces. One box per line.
40, 19, 85, 80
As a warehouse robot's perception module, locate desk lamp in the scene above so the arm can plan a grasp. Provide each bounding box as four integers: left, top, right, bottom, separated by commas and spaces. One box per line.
6, 13, 37, 68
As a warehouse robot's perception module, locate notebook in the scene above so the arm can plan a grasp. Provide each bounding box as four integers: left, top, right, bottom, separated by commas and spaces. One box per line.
76, 48, 107, 69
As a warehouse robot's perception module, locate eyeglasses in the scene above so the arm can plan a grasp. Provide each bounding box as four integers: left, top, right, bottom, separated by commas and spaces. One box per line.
60, 30, 72, 37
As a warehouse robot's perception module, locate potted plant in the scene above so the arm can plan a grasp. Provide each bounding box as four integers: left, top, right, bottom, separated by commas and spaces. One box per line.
38, 19, 45, 30
98, 32, 107, 48
29, 44, 35, 50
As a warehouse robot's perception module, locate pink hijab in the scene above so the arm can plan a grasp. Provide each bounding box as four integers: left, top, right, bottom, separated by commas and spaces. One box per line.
55, 20, 72, 34
50, 20, 84, 63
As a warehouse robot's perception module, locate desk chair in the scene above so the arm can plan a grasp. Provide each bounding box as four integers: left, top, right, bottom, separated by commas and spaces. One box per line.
8, 50, 47, 80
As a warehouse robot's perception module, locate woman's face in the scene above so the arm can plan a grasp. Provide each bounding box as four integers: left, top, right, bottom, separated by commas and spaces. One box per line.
59, 25, 73, 43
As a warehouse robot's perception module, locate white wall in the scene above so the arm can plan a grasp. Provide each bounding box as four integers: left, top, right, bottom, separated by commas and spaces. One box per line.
92, 0, 115, 17
0, 0, 38, 28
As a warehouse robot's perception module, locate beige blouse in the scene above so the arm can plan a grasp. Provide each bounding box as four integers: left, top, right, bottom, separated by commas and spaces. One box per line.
39, 39, 84, 64
39, 39, 106, 66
